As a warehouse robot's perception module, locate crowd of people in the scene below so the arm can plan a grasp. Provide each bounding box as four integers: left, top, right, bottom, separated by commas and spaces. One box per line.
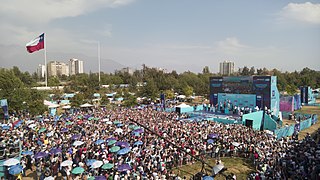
0, 105, 319, 180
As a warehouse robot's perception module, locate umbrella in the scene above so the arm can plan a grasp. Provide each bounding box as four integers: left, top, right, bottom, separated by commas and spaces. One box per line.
208, 133, 218, 139
9, 164, 23, 175
114, 128, 123, 133
95, 176, 106, 180
107, 140, 117, 146
106, 137, 116, 142
26, 120, 34, 124
117, 148, 131, 155
212, 164, 224, 175
61, 160, 73, 167
133, 126, 141, 130
88, 177, 95, 180
28, 124, 36, 128
72, 134, 81, 140
66, 121, 73, 125
34, 152, 48, 159
128, 124, 135, 129
134, 141, 143, 146
101, 163, 113, 170
46, 131, 54, 137
44, 176, 55, 180
115, 141, 130, 148
117, 163, 131, 172
116, 123, 123, 127
113, 120, 121, 124
105, 121, 112, 125
72, 167, 85, 174
86, 159, 97, 166
203, 176, 214, 180
131, 132, 141, 137
3, 158, 20, 166
133, 128, 144, 133
61, 128, 68, 132
94, 118, 99, 121
38, 128, 47, 133
49, 148, 62, 155
207, 139, 214, 144
101, 118, 109, 122
2, 125, 10, 130
232, 142, 240, 147
110, 146, 120, 153
73, 141, 84, 146
91, 160, 103, 169
14, 121, 22, 128
88, 117, 94, 121
21, 150, 33, 155
95, 139, 105, 145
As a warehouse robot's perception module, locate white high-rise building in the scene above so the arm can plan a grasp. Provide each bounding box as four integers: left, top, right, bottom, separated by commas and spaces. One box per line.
69, 58, 84, 75
219, 61, 234, 76
47, 61, 69, 77
37, 64, 46, 78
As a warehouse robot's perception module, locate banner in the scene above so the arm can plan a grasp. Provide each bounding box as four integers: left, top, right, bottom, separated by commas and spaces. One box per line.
0, 99, 9, 120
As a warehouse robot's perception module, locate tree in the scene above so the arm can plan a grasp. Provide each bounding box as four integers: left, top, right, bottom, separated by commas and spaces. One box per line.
249, 66, 255, 75
123, 95, 137, 107
48, 76, 60, 86
240, 66, 250, 76
70, 93, 85, 107
164, 89, 174, 100
202, 66, 210, 74
140, 79, 158, 100
183, 85, 193, 97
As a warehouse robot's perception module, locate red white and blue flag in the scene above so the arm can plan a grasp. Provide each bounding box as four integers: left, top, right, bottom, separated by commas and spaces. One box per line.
26, 33, 44, 53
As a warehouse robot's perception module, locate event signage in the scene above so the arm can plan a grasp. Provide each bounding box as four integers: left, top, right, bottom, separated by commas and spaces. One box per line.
0, 99, 9, 120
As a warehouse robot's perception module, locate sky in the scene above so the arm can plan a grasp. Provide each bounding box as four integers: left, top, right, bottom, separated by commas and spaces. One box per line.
0, 0, 319, 73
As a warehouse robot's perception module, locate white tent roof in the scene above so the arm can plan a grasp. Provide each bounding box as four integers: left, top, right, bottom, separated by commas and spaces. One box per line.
48, 104, 59, 108
80, 103, 94, 108
176, 103, 191, 108
177, 95, 186, 99
62, 105, 71, 109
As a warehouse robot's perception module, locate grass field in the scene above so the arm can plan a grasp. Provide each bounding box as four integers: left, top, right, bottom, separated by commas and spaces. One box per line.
172, 157, 254, 180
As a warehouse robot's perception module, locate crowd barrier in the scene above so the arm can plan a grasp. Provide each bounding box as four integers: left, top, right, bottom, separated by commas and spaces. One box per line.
274, 114, 318, 139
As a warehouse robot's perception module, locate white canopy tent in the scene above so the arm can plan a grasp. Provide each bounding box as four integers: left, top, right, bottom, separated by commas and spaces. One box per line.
80, 103, 94, 108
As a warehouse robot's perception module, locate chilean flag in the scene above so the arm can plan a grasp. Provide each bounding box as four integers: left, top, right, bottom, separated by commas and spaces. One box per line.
26, 33, 44, 53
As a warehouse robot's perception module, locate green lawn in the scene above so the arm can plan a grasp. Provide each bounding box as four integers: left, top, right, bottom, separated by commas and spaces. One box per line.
172, 157, 255, 180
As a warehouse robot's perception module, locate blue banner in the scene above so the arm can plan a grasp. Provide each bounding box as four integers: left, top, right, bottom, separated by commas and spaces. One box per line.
0, 99, 9, 120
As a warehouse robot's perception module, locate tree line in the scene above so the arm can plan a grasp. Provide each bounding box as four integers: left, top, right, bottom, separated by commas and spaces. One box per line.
0, 66, 319, 115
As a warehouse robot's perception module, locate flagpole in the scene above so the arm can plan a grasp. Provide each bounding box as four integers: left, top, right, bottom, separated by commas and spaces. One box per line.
98, 41, 101, 85
44, 33, 47, 87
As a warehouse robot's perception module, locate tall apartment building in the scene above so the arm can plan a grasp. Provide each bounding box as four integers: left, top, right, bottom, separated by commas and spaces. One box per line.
36, 64, 46, 78
219, 61, 234, 76
69, 58, 84, 75
47, 61, 69, 77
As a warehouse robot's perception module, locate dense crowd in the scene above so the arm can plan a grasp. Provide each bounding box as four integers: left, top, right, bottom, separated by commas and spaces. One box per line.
0, 106, 319, 180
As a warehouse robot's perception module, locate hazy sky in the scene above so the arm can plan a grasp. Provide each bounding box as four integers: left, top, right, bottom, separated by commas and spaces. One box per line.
0, 0, 319, 73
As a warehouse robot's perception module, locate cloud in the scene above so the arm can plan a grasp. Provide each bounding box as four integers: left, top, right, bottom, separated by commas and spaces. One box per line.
279, 2, 320, 24
0, 0, 136, 24
216, 37, 250, 53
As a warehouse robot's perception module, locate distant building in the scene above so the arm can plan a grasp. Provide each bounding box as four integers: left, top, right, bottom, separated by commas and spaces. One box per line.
116, 67, 134, 75
219, 61, 234, 76
37, 64, 46, 78
47, 61, 69, 77
69, 58, 84, 75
